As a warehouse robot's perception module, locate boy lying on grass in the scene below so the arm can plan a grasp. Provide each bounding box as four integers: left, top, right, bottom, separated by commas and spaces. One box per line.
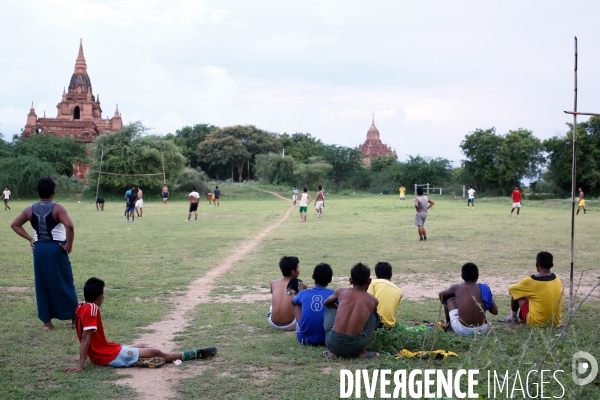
438, 263, 498, 336
367, 262, 403, 329
64, 277, 216, 373
292, 263, 334, 346
267, 256, 308, 331
322, 263, 380, 358
500, 251, 563, 326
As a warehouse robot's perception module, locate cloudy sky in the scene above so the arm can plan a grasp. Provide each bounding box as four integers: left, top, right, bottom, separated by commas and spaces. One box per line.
1, 1, 599, 164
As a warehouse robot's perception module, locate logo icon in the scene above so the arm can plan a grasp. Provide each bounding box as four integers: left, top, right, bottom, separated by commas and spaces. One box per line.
572, 351, 598, 386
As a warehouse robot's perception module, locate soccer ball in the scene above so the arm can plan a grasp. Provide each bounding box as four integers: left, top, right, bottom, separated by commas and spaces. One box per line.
78, 201, 81, 203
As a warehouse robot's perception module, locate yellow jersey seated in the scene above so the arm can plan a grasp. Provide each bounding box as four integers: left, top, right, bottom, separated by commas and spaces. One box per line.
367, 279, 403, 327
508, 274, 563, 326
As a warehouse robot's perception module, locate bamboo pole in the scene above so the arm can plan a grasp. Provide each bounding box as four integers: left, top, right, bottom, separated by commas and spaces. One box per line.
161, 150, 166, 185
95, 149, 104, 201
568, 37, 578, 312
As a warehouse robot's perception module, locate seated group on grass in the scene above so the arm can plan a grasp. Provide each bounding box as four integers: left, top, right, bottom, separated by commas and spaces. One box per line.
268, 251, 563, 359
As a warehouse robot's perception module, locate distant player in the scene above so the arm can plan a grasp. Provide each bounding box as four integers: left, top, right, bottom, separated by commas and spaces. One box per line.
186, 187, 200, 222
299, 187, 312, 223
292, 186, 298, 206
315, 185, 324, 218
3, 186, 12, 211
415, 187, 434, 241
509, 185, 522, 218
467, 186, 476, 209
135, 185, 143, 218
399, 185, 406, 202
576, 187, 586, 215
124, 185, 133, 218
162, 185, 169, 205
125, 189, 137, 222
96, 197, 105, 211
213, 186, 220, 207
204, 192, 213, 204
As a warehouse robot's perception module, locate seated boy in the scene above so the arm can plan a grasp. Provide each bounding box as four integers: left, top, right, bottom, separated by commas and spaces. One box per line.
267, 256, 307, 331
438, 263, 498, 336
64, 277, 216, 373
292, 263, 334, 345
367, 262, 403, 329
501, 251, 563, 326
322, 263, 380, 358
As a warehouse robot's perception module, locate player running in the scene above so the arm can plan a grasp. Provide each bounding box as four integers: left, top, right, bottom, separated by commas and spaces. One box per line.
467, 186, 476, 209
576, 187, 587, 215
399, 185, 406, 202
509, 185, 522, 218
162, 185, 169, 205
186, 187, 200, 222
3, 186, 12, 211
315, 186, 325, 218
292, 186, 298, 206
135, 186, 143, 218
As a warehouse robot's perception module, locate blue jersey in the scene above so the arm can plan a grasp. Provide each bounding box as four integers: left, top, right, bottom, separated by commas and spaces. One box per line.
125, 190, 132, 202
292, 286, 334, 345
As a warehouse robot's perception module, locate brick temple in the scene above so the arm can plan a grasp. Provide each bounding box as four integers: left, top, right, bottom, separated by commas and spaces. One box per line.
357, 115, 397, 166
22, 40, 122, 178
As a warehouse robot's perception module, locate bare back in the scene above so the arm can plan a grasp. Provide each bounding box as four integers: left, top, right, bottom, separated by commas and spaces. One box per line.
331, 287, 378, 335
270, 277, 296, 324
137, 189, 143, 199
450, 283, 486, 326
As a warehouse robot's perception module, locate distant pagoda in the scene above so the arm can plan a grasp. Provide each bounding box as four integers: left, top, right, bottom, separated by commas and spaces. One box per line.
357, 114, 397, 166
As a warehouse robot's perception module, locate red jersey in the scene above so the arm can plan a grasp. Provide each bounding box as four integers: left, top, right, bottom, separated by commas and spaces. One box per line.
75, 302, 122, 366
512, 190, 522, 203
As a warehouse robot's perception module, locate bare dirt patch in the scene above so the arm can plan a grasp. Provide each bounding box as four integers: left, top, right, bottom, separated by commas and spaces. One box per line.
0, 286, 31, 292
116, 204, 294, 398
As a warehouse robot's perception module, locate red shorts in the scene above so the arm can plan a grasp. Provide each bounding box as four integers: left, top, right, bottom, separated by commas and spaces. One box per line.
519, 301, 529, 323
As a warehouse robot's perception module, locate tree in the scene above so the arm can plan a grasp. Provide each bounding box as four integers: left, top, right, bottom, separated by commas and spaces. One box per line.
497, 129, 544, 188
370, 155, 398, 173
88, 122, 186, 191
280, 133, 325, 161
254, 152, 295, 184
197, 125, 280, 182
0, 156, 56, 196
165, 124, 218, 168
460, 128, 503, 193
13, 134, 88, 176
293, 157, 332, 188
320, 145, 364, 188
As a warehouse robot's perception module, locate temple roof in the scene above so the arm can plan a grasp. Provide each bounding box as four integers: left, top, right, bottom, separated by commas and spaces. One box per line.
68, 39, 92, 93
366, 114, 380, 140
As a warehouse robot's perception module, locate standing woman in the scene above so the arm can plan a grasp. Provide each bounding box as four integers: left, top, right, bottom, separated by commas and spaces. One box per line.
11, 177, 78, 330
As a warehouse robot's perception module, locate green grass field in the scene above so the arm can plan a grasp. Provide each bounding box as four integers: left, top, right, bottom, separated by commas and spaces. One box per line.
0, 184, 598, 399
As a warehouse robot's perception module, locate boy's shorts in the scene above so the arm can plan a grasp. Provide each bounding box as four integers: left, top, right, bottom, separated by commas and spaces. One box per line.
468, 198, 474, 203
315, 201, 324, 209
449, 309, 488, 336
414, 211, 427, 226
189, 203, 199, 212
512, 202, 521, 208
126, 206, 135, 212
292, 195, 297, 201
519, 301, 529, 323
135, 199, 143, 208
3, 199, 8, 205
579, 199, 586, 207
299, 206, 307, 213
108, 346, 140, 368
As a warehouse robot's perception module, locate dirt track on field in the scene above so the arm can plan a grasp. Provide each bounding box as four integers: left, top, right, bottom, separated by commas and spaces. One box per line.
116, 191, 291, 398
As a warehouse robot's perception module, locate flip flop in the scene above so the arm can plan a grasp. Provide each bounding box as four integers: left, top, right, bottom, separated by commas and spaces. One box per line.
198, 347, 217, 359
323, 350, 335, 358
364, 352, 379, 359
499, 316, 519, 323
133, 357, 166, 368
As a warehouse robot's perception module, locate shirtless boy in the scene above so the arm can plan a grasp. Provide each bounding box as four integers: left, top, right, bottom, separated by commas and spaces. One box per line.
315, 185, 324, 218
205, 193, 213, 204
438, 263, 498, 336
267, 256, 307, 331
135, 186, 143, 218
64, 277, 216, 373
323, 263, 380, 358
186, 187, 200, 221
576, 187, 586, 215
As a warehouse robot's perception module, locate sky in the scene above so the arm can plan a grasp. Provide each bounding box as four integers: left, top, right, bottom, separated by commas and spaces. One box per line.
1, 0, 600, 165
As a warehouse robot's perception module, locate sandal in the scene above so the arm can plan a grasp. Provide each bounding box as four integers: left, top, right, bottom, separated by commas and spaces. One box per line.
133, 357, 166, 368
364, 351, 379, 359
323, 350, 335, 358
198, 347, 217, 359
499, 316, 520, 323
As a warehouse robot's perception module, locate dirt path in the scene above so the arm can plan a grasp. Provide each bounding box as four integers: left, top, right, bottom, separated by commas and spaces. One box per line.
116, 198, 293, 398
251, 187, 292, 201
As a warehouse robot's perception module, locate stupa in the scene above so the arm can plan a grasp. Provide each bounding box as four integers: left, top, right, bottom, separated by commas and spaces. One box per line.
357, 114, 397, 166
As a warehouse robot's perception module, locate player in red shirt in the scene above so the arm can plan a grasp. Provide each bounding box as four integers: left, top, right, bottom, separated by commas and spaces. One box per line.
509, 185, 522, 218
64, 277, 217, 373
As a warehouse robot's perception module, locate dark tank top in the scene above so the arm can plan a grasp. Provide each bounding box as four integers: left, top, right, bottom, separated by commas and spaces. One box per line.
30, 201, 65, 242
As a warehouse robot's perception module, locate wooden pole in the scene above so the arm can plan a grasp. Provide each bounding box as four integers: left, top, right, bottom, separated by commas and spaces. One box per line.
568, 37, 578, 311
95, 149, 104, 201
160, 150, 166, 185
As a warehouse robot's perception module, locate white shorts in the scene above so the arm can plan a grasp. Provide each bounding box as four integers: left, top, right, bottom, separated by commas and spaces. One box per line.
449, 309, 488, 336
400, 194, 405, 199
292, 195, 297, 201
266, 306, 297, 331
315, 200, 324, 209
512, 202, 521, 208
135, 199, 143, 208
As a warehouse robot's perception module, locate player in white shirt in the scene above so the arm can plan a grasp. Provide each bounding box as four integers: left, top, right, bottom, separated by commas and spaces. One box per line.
186, 187, 200, 221
467, 186, 476, 209
3, 186, 12, 211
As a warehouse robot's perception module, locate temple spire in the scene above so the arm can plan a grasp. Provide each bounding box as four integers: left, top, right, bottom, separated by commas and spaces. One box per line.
372, 113, 374, 125
74, 38, 87, 74
30, 101, 35, 111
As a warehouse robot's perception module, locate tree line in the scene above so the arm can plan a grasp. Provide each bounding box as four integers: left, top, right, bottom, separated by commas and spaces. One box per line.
2, 116, 598, 197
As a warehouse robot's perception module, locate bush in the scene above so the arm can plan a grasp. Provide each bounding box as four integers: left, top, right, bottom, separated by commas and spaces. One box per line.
0, 156, 56, 197
175, 167, 209, 193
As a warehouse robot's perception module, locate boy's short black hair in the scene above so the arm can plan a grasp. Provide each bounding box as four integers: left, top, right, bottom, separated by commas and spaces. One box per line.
129, 185, 134, 189
37, 177, 55, 199
318, 185, 322, 190
279, 256, 299, 277
4, 186, 8, 189
293, 186, 296, 188
351, 263, 371, 286
216, 186, 219, 189
303, 187, 308, 192
536, 251, 553, 269
192, 186, 197, 191
374, 262, 393, 280
138, 185, 142, 189
313, 263, 333, 286
461, 263, 479, 281
84, 277, 105, 302
469, 185, 472, 188
417, 187, 424, 195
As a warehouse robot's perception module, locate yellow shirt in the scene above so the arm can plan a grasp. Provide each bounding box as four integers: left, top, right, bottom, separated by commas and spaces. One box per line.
399, 187, 406, 195
367, 279, 403, 327
508, 274, 563, 326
